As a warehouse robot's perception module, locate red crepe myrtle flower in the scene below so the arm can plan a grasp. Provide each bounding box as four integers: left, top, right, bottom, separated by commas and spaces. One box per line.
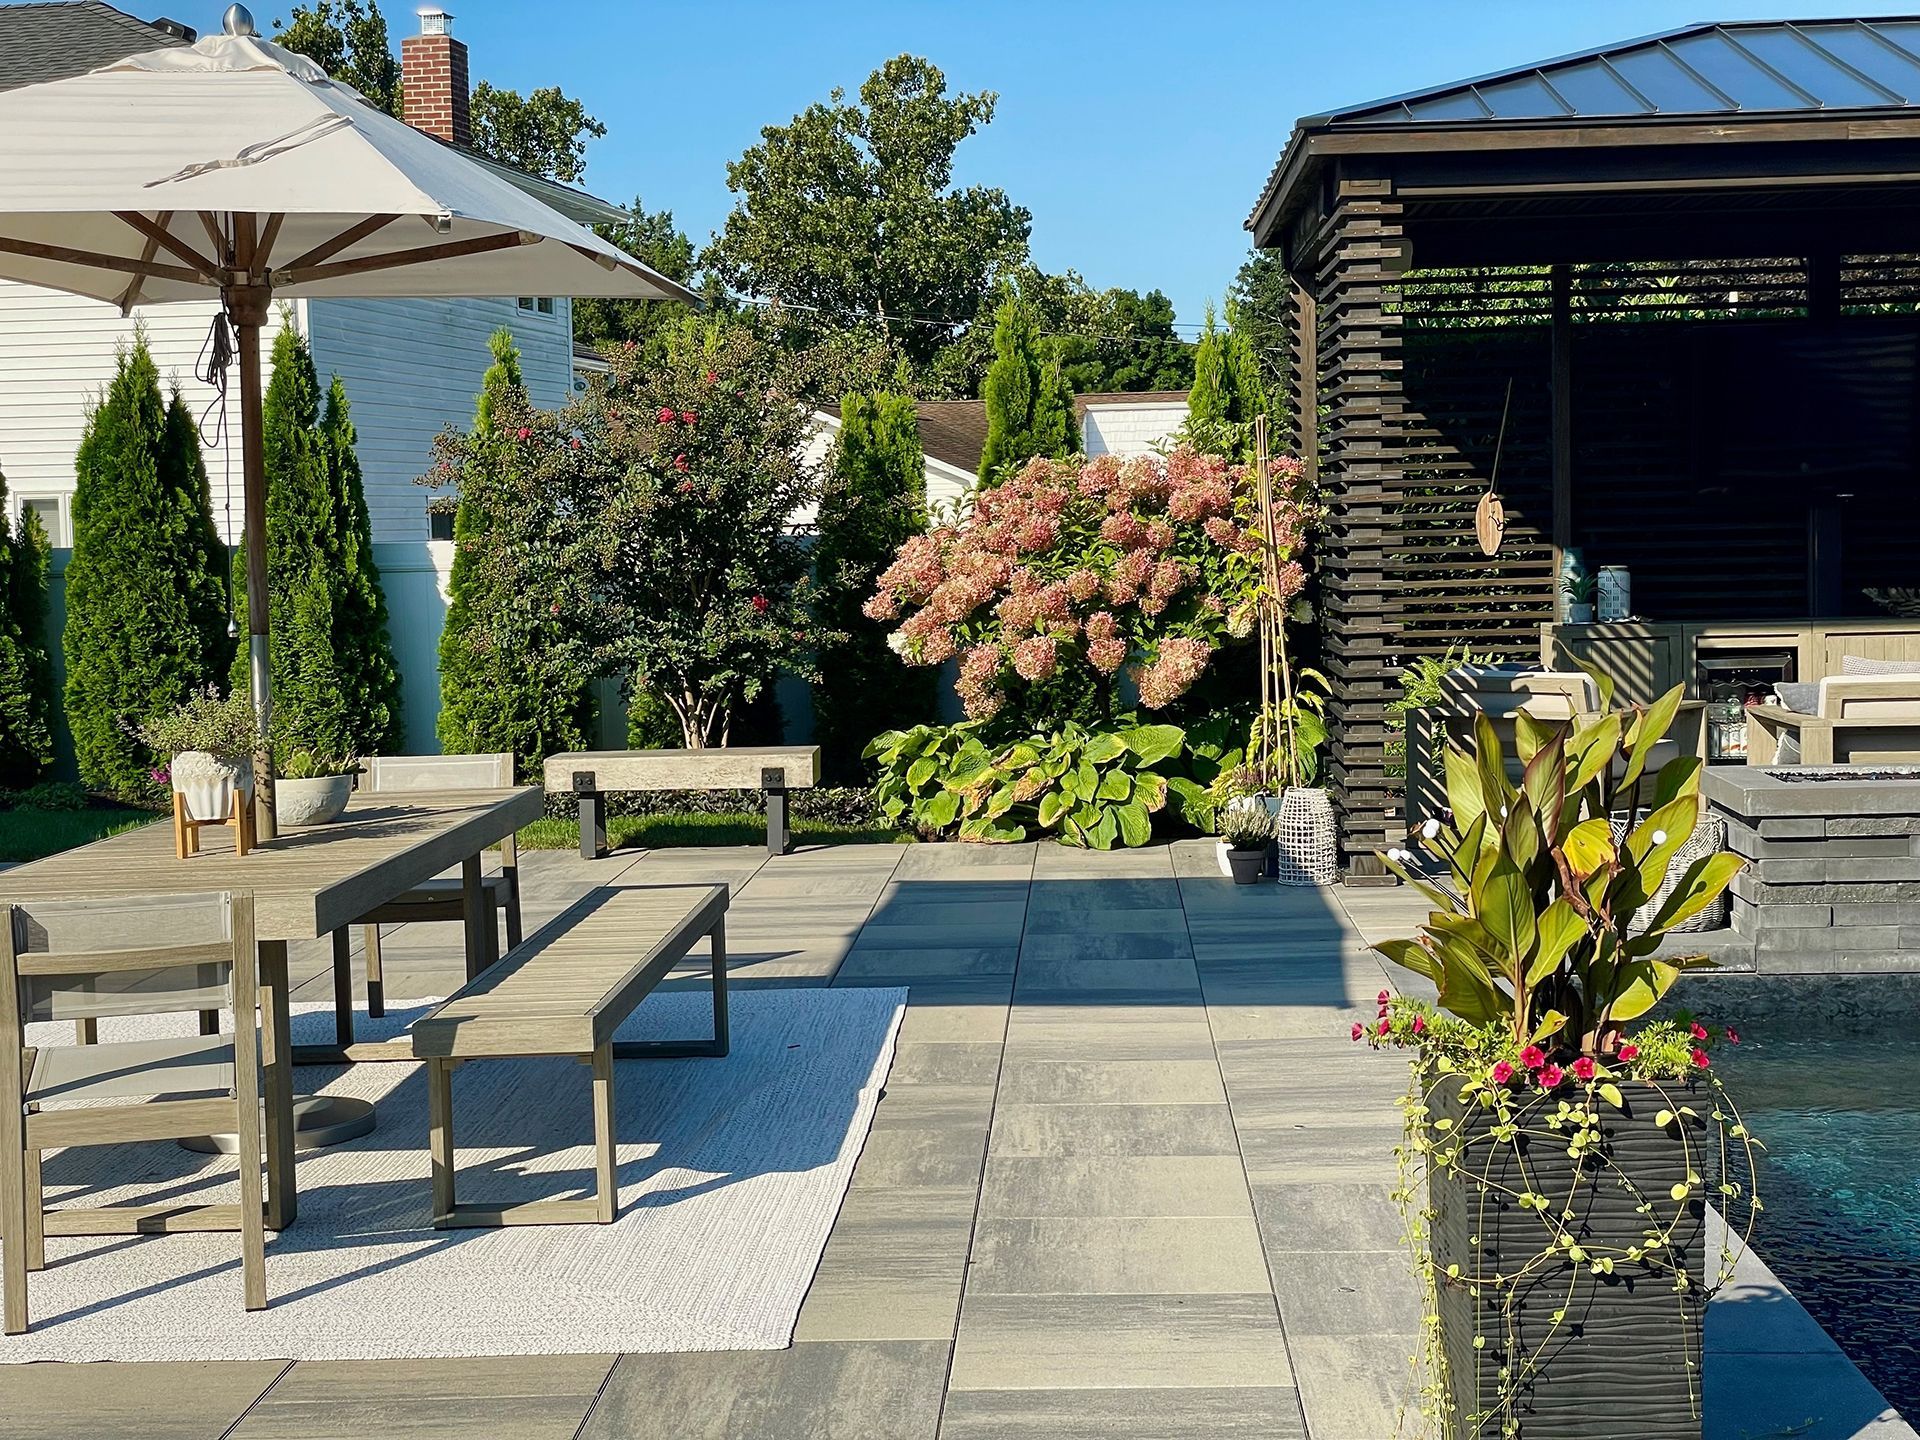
673, 454, 689, 472
1520, 1045, 1546, 1070
1691, 1048, 1712, 1069
1618, 1043, 1640, 1062
1724, 1026, 1741, 1044
1490, 1061, 1514, 1085
1572, 1056, 1596, 1082
515, 426, 530, 440
704, 370, 717, 384
750, 594, 769, 613
1538, 1063, 1565, 1089
658, 406, 676, 424
570, 437, 582, 449
1351, 1023, 1365, 1042
680, 410, 697, 425
675, 479, 695, 494
1689, 1022, 1709, 1042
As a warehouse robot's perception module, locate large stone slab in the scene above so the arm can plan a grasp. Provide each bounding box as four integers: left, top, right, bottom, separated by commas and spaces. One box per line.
938, 1385, 1307, 1439
968, 1216, 1271, 1296
948, 1293, 1293, 1391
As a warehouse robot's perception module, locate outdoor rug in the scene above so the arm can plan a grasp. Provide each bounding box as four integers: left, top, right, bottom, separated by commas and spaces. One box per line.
0, 986, 906, 1362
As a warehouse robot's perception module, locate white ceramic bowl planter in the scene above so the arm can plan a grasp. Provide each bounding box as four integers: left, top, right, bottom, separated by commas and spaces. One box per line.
276, 774, 355, 827
170, 750, 254, 823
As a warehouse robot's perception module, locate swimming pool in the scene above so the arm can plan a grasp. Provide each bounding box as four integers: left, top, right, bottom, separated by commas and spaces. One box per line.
1706, 981, 1920, 1420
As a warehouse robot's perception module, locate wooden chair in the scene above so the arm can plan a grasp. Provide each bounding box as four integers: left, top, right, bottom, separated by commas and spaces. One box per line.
0, 891, 266, 1334
337, 754, 521, 1028
1746, 676, 1920, 766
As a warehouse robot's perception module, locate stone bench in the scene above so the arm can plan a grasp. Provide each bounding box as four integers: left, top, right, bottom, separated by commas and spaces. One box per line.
410, 882, 728, 1228
542, 747, 822, 859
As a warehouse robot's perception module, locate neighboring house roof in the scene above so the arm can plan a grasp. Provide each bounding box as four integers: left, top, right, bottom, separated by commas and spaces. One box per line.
572, 339, 611, 372
0, 1, 190, 91
0, 1, 631, 227
915, 400, 990, 475
1075, 390, 1189, 415
1247, 16, 1920, 234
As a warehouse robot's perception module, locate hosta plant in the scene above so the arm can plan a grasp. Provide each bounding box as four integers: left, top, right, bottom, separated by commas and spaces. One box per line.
1365, 672, 1760, 1436
866, 718, 1209, 848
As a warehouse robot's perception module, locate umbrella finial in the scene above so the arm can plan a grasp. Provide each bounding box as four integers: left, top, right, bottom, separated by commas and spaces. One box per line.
222, 4, 257, 36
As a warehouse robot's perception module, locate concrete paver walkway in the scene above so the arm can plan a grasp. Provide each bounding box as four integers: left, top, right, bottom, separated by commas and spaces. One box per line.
0, 840, 1903, 1439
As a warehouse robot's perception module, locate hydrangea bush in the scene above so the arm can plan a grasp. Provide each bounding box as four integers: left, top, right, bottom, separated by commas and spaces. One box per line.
865, 448, 1306, 721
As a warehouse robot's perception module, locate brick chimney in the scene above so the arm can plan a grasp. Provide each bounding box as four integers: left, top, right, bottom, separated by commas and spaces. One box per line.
401, 8, 469, 147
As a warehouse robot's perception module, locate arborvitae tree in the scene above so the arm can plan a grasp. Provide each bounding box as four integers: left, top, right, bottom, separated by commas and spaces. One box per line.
1185, 300, 1269, 459
64, 338, 231, 800
434, 329, 595, 770
978, 293, 1078, 483
323, 377, 403, 751
0, 465, 54, 789
1223, 297, 1268, 428
1188, 302, 1228, 431
231, 323, 399, 760
814, 391, 936, 781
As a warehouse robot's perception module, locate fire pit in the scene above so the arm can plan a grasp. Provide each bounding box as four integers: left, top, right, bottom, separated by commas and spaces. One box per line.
1702, 766, 1920, 973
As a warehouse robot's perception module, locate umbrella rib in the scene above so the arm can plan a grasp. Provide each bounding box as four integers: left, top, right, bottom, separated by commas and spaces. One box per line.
257, 214, 287, 273
0, 234, 204, 287
117, 209, 172, 314
279, 214, 401, 274
112, 212, 224, 283
198, 212, 231, 265
276, 229, 537, 288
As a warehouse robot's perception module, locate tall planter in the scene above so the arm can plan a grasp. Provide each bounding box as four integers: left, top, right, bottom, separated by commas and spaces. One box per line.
1426, 1073, 1711, 1438
1274, 786, 1338, 886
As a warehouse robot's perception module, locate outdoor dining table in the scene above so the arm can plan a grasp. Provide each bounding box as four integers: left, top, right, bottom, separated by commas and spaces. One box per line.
0, 785, 543, 1229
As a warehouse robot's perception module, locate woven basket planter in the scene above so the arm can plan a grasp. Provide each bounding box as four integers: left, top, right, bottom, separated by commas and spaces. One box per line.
1274, 787, 1338, 886
1611, 815, 1729, 935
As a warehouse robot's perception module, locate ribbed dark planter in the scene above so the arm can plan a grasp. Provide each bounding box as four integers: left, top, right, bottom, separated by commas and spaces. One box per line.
1427, 1074, 1710, 1438
1226, 846, 1267, 884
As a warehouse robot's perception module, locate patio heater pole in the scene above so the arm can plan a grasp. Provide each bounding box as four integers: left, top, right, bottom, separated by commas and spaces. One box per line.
227, 212, 277, 839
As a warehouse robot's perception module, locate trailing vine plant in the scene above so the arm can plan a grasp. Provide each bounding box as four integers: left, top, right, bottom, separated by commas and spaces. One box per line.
1364, 669, 1764, 1435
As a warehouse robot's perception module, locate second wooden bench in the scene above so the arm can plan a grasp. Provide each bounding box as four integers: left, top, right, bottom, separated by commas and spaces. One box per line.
410, 882, 728, 1228
543, 747, 822, 859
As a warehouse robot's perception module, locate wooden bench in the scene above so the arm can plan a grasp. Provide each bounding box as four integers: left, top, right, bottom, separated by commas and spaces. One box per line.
410, 883, 728, 1229
543, 747, 822, 859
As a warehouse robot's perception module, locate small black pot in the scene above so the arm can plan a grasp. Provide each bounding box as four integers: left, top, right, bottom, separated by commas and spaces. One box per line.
1226, 846, 1267, 884
1427, 1073, 1711, 1438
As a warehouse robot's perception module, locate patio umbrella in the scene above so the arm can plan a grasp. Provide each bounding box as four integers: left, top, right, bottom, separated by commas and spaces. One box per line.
0, 4, 692, 833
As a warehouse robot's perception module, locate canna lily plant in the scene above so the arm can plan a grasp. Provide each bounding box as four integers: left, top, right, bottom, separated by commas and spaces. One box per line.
1375, 668, 1744, 1057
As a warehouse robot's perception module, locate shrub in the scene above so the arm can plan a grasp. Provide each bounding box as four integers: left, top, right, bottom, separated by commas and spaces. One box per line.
813, 390, 938, 782
978, 291, 1077, 482
136, 684, 262, 758
0, 465, 53, 789
64, 337, 231, 802
232, 324, 401, 761
434, 329, 596, 775
866, 448, 1299, 725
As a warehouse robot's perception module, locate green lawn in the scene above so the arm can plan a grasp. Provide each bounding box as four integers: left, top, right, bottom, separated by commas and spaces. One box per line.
0, 805, 156, 864
518, 812, 910, 852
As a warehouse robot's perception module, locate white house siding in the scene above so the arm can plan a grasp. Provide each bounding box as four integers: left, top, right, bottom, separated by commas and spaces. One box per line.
0, 280, 291, 545
302, 295, 576, 542
1082, 399, 1188, 459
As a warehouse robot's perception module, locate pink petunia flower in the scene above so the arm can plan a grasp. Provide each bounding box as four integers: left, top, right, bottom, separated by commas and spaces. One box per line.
1351, 1023, 1364, 1042
1538, 1064, 1565, 1089
1618, 1043, 1640, 1062
1724, 1027, 1740, 1044
1490, 1061, 1514, 1085
1689, 1022, 1709, 1042
1572, 1057, 1596, 1082
1691, 1048, 1711, 1069
1520, 1045, 1546, 1070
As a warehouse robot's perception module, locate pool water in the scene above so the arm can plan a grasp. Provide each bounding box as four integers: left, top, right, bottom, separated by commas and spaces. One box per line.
1713, 1020, 1920, 1418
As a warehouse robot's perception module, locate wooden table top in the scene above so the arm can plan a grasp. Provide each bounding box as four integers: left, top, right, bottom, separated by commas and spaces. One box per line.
0, 788, 543, 941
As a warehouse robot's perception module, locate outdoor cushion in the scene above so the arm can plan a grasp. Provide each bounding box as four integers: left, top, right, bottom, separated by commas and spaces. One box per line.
1842, 655, 1920, 676
1774, 682, 1822, 714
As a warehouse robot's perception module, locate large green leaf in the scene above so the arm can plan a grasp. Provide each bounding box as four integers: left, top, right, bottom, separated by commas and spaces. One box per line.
1501, 794, 1542, 876
1519, 734, 1567, 844
1133, 770, 1169, 814
1473, 711, 1511, 813
1621, 684, 1684, 791
1115, 800, 1152, 847
1086, 807, 1121, 849
920, 788, 960, 829
1444, 744, 1488, 835
1097, 769, 1132, 802
1083, 732, 1128, 764
905, 756, 938, 789
1036, 789, 1070, 829
1525, 897, 1587, 987
1476, 861, 1536, 983
1118, 723, 1185, 767
1647, 852, 1745, 933
1608, 959, 1680, 1022
1161, 774, 1204, 820
1375, 936, 1438, 982
1562, 818, 1616, 878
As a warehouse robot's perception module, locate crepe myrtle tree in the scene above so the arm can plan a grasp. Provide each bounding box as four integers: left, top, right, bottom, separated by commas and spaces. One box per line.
571, 315, 838, 748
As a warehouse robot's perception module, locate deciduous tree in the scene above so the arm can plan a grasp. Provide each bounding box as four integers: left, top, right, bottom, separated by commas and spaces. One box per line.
469, 82, 605, 183
274, 0, 401, 115
705, 55, 1031, 364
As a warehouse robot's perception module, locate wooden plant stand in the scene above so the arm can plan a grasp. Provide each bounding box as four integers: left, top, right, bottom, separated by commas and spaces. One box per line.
172, 789, 257, 859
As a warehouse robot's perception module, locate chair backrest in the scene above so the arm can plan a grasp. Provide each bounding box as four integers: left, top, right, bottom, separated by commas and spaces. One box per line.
1817, 676, 1920, 721
1440, 666, 1600, 723
1, 891, 253, 1027
367, 753, 514, 793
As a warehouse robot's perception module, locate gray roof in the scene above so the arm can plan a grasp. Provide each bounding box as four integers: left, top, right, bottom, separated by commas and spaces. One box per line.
0, 0, 189, 92
1316, 17, 1920, 126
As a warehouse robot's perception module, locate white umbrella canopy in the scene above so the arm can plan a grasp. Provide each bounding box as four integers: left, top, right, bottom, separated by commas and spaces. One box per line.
0, 5, 690, 833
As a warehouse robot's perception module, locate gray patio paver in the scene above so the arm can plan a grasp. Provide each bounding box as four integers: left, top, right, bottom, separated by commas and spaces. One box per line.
226, 1355, 617, 1440
7, 840, 1903, 1440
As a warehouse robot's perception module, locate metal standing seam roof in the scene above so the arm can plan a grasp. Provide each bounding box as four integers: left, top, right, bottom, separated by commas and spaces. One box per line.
1315, 17, 1920, 126
1250, 17, 1920, 233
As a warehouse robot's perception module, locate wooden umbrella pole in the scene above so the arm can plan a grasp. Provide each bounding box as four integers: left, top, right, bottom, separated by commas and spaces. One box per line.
228, 214, 276, 839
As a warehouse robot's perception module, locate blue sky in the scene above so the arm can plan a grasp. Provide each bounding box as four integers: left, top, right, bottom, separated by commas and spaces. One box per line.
172, 1, 1884, 328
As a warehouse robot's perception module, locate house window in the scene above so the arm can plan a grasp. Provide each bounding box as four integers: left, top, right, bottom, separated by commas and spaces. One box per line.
428, 506, 455, 541
516, 297, 556, 316
20, 497, 64, 546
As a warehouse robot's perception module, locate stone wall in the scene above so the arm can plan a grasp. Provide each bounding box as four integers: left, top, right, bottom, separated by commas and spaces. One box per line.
1703, 766, 1920, 973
